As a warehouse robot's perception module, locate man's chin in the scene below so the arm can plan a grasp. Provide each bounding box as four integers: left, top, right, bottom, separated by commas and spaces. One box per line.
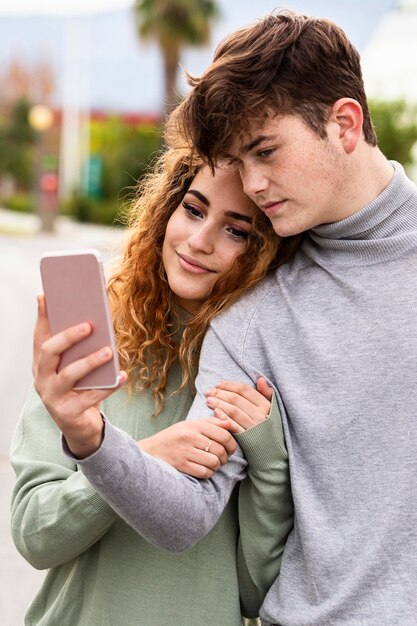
270, 221, 306, 238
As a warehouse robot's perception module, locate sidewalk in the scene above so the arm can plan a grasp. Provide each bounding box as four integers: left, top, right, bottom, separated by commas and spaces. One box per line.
0, 207, 45, 235
0, 207, 126, 249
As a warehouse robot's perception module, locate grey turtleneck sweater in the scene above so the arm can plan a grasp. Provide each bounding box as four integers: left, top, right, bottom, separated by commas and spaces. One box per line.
75, 161, 417, 625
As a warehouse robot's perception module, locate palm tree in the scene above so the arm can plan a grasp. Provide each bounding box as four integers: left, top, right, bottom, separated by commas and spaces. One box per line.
133, 0, 219, 118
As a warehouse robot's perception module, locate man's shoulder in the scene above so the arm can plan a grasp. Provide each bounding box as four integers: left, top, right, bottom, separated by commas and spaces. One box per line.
212, 271, 278, 332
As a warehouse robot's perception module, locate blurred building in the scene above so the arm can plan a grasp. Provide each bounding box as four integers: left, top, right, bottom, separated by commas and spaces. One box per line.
362, 0, 417, 102
0, 1, 395, 115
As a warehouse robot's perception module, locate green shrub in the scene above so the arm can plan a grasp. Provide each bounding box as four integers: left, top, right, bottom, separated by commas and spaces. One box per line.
369, 98, 417, 168
90, 118, 163, 201
65, 193, 126, 227
2, 192, 33, 213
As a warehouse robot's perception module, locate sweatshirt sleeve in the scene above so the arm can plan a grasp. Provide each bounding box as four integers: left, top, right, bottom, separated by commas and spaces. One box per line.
70, 417, 247, 552
68, 324, 291, 560
234, 393, 294, 618
67, 325, 255, 552
10, 386, 118, 570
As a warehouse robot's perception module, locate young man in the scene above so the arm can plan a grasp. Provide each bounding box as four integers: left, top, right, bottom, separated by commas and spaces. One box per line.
25, 11, 417, 626
169, 10, 417, 625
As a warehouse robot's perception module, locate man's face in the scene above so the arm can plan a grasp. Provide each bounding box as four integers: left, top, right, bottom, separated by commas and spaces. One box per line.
226, 113, 350, 237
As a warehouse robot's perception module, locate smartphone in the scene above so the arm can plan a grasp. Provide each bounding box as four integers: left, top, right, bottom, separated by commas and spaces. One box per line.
40, 249, 121, 390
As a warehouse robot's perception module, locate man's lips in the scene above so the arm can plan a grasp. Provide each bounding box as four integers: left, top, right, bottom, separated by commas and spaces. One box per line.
177, 253, 215, 274
261, 200, 287, 217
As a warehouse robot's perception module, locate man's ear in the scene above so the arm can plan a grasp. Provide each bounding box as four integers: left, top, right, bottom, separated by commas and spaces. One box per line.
330, 98, 363, 154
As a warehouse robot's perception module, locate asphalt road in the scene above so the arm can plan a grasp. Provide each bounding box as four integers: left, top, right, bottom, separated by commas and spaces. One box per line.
0, 210, 125, 625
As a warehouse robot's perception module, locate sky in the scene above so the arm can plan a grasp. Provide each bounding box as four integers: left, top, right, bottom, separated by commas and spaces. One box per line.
0, 0, 134, 16
0, 0, 397, 17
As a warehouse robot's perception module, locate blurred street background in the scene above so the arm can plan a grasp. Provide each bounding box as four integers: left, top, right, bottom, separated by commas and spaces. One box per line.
1, 0, 417, 623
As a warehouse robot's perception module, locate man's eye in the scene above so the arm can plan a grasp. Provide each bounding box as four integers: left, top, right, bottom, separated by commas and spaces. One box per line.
258, 148, 274, 158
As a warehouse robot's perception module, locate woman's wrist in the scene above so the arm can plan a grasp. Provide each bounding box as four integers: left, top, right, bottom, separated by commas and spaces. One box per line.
64, 413, 105, 459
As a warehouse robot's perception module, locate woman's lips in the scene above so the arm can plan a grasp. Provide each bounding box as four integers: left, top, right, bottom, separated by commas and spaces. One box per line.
177, 253, 215, 274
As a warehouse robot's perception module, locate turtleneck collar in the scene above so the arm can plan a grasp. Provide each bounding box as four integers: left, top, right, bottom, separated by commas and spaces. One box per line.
301, 161, 417, 266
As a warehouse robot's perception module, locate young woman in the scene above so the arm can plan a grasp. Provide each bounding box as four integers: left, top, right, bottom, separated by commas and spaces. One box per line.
11, 145, 295, 625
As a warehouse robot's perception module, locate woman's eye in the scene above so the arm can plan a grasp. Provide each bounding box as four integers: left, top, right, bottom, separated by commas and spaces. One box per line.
226, 227, 250, 241
183, 202, 203, 218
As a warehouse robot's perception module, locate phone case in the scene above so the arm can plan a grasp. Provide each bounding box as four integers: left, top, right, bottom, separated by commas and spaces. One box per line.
40, 249, 121, 389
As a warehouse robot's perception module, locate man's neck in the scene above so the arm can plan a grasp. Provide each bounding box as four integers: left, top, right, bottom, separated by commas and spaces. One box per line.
332, 148, 395, 225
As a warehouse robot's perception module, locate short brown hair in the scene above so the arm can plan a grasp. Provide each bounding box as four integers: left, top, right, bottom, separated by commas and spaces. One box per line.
175, 10, 377, 164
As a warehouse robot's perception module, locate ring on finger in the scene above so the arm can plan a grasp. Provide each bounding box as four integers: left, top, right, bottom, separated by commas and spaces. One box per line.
204, 439, 212, 453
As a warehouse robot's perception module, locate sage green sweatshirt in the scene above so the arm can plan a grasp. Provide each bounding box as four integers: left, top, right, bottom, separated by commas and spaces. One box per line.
10, 352, 292, 626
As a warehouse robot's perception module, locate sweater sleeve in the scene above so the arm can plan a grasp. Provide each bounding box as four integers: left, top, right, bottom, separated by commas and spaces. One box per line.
234, 393, 294, 618
10, 386, 118, 570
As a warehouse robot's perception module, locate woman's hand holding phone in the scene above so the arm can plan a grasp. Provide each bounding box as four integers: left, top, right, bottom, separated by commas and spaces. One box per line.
33, 295, 127, 459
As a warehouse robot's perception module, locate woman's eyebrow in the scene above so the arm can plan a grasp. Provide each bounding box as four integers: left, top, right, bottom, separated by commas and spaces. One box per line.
225, 211, 252, 224
187, 189, 209, 206
186, 190, 252, 223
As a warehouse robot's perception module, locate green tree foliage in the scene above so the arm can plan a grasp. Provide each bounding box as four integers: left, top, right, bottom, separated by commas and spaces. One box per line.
0, 98, 35, 187
369, 98, 417, 168
134, 0, 219, 116
67, 116, 163, 226
89, 116, 162, 199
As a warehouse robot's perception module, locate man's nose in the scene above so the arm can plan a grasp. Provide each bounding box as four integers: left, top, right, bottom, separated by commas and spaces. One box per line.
240, 167, 267, 200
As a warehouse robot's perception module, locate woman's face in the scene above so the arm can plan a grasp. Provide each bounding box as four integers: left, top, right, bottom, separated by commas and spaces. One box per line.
162, 165, 257, 312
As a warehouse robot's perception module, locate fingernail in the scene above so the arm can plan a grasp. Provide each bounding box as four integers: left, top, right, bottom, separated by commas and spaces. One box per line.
99, 347, 112, 359
205, 388, 215, 396
78, 323, 90, 335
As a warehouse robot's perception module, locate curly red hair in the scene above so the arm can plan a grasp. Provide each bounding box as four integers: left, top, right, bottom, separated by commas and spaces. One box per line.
108, 144, 301, 414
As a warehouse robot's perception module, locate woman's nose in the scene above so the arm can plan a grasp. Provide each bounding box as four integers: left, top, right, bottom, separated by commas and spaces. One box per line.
187, 224, 215, 254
